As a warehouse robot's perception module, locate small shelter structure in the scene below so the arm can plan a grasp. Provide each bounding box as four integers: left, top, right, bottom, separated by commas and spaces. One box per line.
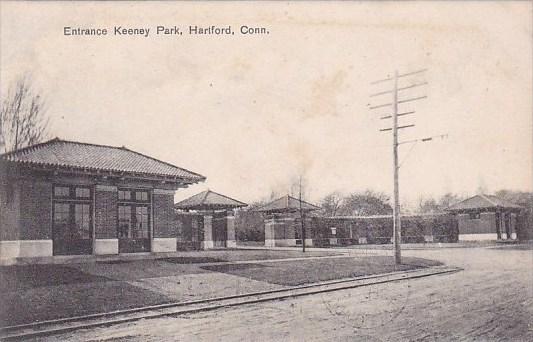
255, 195, 320, 247
174, 190, 247, 249
446, 194, 522, 241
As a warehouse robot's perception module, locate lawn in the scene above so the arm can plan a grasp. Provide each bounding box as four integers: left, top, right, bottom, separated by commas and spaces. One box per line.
200, 256, 442, 286
0, 250, 440, 327
163, 249, 343, 262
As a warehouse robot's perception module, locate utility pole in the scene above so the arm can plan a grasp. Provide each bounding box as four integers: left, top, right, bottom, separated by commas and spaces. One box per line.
392, 70, 401, 265
370, 69, 428, 265
299, 176, 306, 253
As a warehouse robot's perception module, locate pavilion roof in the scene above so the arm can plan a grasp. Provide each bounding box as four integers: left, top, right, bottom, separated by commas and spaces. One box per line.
254, 195, 320, 213
446, 194, 522, 212
175, 190, 247, 210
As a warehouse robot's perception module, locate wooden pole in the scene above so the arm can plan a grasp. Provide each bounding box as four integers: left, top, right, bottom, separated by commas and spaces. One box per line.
392, 70, 402, 265
299, 177, 306, 252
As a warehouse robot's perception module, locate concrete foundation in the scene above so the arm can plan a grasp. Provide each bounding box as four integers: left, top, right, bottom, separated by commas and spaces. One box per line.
0, 240, 53, 259
200, 241, 214, 249
152, 237, 177, 252
94, 239, 119, 255
459, 233, 498, 241
424, 235, 434, 243
265, 239, 275, 247
274, 239, 297, 247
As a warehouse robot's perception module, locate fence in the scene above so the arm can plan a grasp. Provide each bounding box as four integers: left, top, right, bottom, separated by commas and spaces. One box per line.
309, 214, 458, 246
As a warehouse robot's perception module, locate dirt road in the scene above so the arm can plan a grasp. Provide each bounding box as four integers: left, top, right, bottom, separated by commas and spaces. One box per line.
45, 247, 532, 342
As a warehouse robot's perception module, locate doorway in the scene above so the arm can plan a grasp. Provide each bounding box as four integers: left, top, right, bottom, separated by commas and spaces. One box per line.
117, 189, 151, 253
212, 212, 227, 248
52, 185, 93, 256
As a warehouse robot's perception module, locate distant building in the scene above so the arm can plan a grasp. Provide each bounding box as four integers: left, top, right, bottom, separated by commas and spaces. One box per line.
255, 195, 320, 247
0, 138, 205, 263
174, 190, 247, 249
446, 194, 522, 241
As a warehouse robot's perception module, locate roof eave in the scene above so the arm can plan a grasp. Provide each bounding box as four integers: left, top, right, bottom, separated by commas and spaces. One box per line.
8, 161, 204, 185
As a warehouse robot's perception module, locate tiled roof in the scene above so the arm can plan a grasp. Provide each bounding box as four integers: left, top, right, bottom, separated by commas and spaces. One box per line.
446, 194, 522, 211
175, 190, 247, 210
255, 195, 320, 213
1, 138, 205, 182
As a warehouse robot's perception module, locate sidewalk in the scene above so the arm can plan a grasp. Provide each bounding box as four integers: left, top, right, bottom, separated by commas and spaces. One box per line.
2, 248, 343, 266
237, 240, 532, 254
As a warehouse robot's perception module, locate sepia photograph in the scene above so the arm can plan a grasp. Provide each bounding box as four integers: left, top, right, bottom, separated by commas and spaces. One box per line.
0, 1, 531, 341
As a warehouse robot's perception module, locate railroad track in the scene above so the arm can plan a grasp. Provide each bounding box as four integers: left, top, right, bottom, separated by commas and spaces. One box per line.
0, 266, 461, 341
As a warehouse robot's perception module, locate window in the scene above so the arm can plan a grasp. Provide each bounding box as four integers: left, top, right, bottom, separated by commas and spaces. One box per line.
135, 191, 149, 202
118, 205, 149, 239
118, 205, 132, 238
117, 189, 150, 241
54, 186, 70, 197
53, 203, 71, 240
75, 188, 91, 198
55, 185, 92, 199
331, 227, 337, 235
135, 206, 149, 238
469, 212, 481, 220
118, 190, 131, 201
54, 203, 91, 240
118, 189, 149, 202
54, 203, 70, 225
74, 204, 91, 239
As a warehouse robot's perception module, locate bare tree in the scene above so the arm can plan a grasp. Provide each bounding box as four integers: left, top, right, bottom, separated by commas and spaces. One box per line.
320, 192, 343, 217
416, 192, 465, 214
339, 190, 392, 216
0, 76, 49, 153
417, 196, 440, 214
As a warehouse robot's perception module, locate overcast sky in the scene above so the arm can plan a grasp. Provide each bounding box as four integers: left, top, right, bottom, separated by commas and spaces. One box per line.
1, 1, 531, 207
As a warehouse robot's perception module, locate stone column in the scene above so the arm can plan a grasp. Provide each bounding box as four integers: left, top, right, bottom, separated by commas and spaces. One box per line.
226, 214, 237, 248
264, 217, 276, 247
201, 215, 214, 249
357, 221, 368, 244
304, 217, 313, 247
510, 213, 517, 240
423, 219, 434, 243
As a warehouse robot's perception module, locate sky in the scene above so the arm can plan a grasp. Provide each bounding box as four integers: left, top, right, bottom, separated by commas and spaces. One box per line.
1, 1, 531, 208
